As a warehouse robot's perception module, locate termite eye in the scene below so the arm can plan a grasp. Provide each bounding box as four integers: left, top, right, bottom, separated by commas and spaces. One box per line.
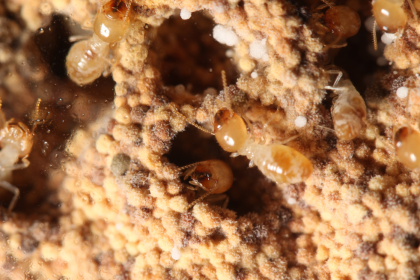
324, 6, 361, 38
394, 127, 420, 169
192, 160, 233, 194
214, 108, 248, 153
194, 172, 212, 182
372, 0, 407, 33
93, 0, 130, 43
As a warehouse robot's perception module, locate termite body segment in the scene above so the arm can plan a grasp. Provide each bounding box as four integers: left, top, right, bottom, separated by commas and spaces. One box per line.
328, 78, 367, 141
66, 0, 131, 85
238, 139, 313, 184
213, 108, 313, 184
394, 127, 420, 169
66, 34, 110, 85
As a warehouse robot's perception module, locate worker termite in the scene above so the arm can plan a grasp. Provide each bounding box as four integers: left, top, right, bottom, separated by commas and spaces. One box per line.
0, 99, 43, 213
170, 72, 313, 185
66, 0, 132, 85
178, 160, 233, 209
311, 0, 361, 48
325, 70, 367, 141
392, 87, 420, 169
372, 0, 418, 50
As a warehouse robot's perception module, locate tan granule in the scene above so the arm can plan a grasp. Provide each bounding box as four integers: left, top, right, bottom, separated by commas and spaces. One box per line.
5, 0, 420, 279
316, 245, 329, 262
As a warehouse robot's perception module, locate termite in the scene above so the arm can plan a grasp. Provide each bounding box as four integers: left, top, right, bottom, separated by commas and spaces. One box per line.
66, 0, 132, 85
324, 70, 367, 141
177, 160, 233, 209
0, 99, 43, 213
311, 0, 361, 48
372, 0, 417, 50
170, 72, 313, 185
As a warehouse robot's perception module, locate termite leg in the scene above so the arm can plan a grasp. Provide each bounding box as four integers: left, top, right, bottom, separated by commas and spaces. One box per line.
187, 190, 214, 210
325, 69, 343, 87
169, 103, 214, 135
0, 181, 20, 214
407, 0, 418, 20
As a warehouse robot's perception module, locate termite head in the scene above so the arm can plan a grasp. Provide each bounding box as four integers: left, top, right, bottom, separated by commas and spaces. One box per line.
323, 5, 361, 38
185, 160, 233, 194
214, 108, 248, 153
94, 0, 131, 43
0, 122, 33, 158
394, 126, 420, 169
372, 0, 407, 33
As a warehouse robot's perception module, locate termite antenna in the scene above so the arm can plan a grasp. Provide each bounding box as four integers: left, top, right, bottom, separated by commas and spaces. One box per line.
373, 20, 378, 51
0, 181, 20, 214
261, 106, 280, 142
325, 69, 343, 87
187, 190, 214, 210
317, 125, 336, 134
407, 0, 418, 20
169, 103, 215, 135
320, 0, 334, 8
221, 70, 228, 94
123, 0, 132, 22
175, 162, 201, 172
31, 98, 42, 133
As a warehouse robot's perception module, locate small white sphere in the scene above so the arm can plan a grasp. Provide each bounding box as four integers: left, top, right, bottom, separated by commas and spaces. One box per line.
294, 116, 307, 128
171, 246, 181, 260
180, 8, 191, 20
225, 49, 234, 57
396, 87, 409, 99
381, 33, 397, 45
251, 71, 258, 78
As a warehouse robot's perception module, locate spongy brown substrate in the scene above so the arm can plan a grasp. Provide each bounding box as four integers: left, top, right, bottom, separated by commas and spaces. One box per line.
3, 0, 420, 280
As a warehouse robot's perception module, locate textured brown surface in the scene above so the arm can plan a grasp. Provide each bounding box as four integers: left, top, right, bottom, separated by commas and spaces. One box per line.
2, 0, 420, 280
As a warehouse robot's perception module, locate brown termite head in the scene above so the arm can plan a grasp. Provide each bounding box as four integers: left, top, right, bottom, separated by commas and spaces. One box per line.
372, 0, 410, 33
181, 160, 233, 209
323, 5, 361, 38
371, 0, 417, 50
94, 0, 132, 44
214, 108, 248, 153
184, 160, 233, 194
311, 1, 361, 48
394, 126, 420, 169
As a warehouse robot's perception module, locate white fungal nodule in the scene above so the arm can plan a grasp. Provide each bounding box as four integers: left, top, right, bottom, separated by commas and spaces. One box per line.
213, 25, 239, 46
295, 116, 307, 128
396, 87, 408, 99
180, 8, 191, 20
